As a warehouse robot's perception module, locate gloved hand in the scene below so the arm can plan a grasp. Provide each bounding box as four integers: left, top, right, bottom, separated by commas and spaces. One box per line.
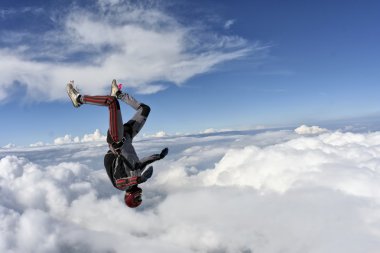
143, 166, 153, 179
139, 166, 153, 183
160, 147, 169, 159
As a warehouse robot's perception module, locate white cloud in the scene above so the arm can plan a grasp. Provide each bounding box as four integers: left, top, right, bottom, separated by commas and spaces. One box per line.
224, 19, 235, 29
2, 143, 15, 149
81, 129, 107, 142
200, 128, 232, 134
54, 129, 106, 145
143, 131, 169, 138
0, 1, 258, 102
54, 134, 76, 145
29, 141, 45, 147
201, 128, 217, 134
295, 124, 328, 135
2, 127, 380, 252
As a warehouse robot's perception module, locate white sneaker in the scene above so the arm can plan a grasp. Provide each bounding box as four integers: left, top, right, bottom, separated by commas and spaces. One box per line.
66, 81, 81, 108
110, 79, 119, 97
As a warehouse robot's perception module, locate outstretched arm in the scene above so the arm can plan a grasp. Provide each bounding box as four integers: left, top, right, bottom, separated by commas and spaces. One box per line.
140, 147, 169, 168
116, 148, 168, 188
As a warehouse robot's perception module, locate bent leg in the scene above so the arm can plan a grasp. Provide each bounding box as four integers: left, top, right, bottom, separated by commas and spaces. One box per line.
119, 93, 150, 139
81, 95, 123, 143
128, 103, 150, 139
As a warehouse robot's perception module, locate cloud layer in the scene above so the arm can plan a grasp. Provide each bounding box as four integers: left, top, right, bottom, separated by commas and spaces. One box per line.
0, 0, 255, 102
1, 126, 380, 252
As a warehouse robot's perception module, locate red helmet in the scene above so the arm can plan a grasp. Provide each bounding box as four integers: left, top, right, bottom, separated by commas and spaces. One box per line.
124, 186, 142, 208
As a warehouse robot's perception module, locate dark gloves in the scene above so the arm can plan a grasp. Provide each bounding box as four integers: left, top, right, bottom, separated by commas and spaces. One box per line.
160, 147, 169, 159
139, 166, 153, 183
137, 148, 167, 184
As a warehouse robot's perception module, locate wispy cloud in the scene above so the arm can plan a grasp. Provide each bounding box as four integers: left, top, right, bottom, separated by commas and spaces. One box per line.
0, 0, 260, 102
0, 7, 44, 19
224, 19, 235, 29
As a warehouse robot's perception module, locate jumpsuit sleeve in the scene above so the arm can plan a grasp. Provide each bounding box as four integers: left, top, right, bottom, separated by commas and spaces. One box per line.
140, 147, 169, 168
140, 154, 161, 168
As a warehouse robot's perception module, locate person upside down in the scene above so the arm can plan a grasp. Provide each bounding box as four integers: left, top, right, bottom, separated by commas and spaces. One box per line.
66, 80, 168, 208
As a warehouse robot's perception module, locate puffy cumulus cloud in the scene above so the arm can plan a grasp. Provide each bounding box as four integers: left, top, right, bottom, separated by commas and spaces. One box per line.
156, 187, 380, 253
54, 129, 106, 145
81, 129, 107, 143
0, 0, 258, 102
54, 134, 79, 145
0, 155, 28, 180
199, 131, 380, 198
0, 155, 120, 253
295, 124, 328, 135
148, 129, 380, 251
2, 127, 380, 252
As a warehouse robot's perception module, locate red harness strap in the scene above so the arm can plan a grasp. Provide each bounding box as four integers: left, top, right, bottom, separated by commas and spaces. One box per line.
115, 176, 139, 190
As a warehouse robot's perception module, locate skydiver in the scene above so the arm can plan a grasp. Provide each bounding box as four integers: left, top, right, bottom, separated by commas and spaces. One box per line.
66, 80, 168, 208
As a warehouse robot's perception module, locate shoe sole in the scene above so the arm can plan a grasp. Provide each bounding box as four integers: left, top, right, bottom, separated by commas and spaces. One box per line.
111, 79, 118, 96
66, 83, 80, 108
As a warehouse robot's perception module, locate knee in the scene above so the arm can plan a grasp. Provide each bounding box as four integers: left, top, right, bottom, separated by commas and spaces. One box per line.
123, 121, 134, 138
139, 103, 150, 117
108, 96, 120, 109
107, 96, 117, 103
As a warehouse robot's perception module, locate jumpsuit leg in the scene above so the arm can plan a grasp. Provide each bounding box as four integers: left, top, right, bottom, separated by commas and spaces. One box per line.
118, 93, 151, 139
81, 95, 124, 143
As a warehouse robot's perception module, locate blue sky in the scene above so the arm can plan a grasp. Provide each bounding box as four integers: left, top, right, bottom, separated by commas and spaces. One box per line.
1, 0, 380, 146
